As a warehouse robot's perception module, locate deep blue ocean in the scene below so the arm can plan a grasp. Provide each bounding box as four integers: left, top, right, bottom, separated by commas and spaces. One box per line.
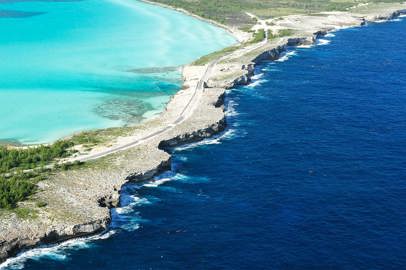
3, 17, 406, 270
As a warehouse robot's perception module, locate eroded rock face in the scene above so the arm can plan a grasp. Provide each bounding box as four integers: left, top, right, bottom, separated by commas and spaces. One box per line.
1, 7, 405, 264
0, 216, 111, 262
72, 220, 108, 235
373, 10, 406, 21
159, 118, 227, 148
0, 72, 229, 265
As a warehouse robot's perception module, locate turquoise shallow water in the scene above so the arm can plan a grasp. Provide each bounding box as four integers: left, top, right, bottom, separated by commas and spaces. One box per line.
0, 0, 235, 144
2, 17, 406, 270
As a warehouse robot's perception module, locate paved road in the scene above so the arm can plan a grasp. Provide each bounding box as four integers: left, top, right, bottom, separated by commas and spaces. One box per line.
78, 59, 218, 162
78, 36, 269, 162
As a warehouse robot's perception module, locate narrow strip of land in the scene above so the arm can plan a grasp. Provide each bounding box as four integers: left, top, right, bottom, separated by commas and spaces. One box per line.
76, 35, 269, 162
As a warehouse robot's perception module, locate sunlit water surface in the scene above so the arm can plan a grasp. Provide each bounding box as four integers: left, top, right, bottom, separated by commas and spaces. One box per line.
0, 0, 235, 144
2, 14, 406, 270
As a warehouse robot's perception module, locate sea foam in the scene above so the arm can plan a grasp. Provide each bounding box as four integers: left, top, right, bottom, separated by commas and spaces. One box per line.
276, 51, 297, 62
0, 231, 116, 270
325, 33, 336, 38
143, 177, 173, 188
174, 128, 238, 152
246, 79, 268, 88
317, 39, 331, 46
251, 73, 264, 80
297, 44, 314, 48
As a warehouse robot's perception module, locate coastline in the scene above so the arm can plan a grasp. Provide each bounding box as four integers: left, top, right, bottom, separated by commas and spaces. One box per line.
139, 0, 251, 43
1, 3, 406, 265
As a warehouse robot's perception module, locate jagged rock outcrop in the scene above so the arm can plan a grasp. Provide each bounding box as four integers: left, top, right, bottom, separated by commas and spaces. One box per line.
1, 6, 405, 264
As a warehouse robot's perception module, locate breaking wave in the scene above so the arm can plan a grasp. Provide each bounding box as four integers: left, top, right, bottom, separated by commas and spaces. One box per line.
317, 39, 331, 46
0, 231, 116, 270
276, 51, 297, 62
246, 79, 268, 88
297, 44, 313, 48
173, 129, 238, 152
251, 73, 264, 80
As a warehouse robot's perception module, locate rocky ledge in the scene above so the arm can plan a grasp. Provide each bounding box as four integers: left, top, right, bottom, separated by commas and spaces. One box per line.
1, 6, 405, 264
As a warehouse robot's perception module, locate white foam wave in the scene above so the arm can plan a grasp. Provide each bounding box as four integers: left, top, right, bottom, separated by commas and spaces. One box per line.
246, 79, 267, 88
173, 173, 209, 184
116, 193, 153, 214
251, 73, 264, 80
111, 214, 143, 232
261, 65, 281, 72
325, 33, 336, 38
143, 177, 172, 188
119, 223, 140, 232
114, 207, 131, 215
120, 194, 138, 206
174, 128, 237, 151
178, 156, 188, 162
0, 231, 116, 270
276, 51, 296, 62
225, 100, 239, 117
297, 44, 313, 48
317, 39, 331, 46
220, 128, 239, 140
399, 14, 406, 18
131, 196, 151, 206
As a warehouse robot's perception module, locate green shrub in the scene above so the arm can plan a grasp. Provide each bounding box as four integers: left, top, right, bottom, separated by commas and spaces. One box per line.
14, 207, 38, 219
249, 29, 266, 43
0, 140, 74, 173
278, 29, 294, 37
36, 201, 47, 208
0, 175, 37, 209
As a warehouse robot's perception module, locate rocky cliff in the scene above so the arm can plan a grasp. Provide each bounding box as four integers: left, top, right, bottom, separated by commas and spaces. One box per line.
1, 7, 405, 264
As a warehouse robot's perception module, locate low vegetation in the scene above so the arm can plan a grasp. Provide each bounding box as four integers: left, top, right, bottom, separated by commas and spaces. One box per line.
13, 207, 38, 219
194, 27, 273, 65
0, 140, 80, 210
0, 173, 42, 209
0, 140, 74, 174
277, 29, 295, 37
149, 0, 403, 26
70, 126, 133, 146
0, 123, 137, 211
268, 28, 295, 39
1, 0, 402, 213
250, 29, 266, 43
194, 27, 297, 65
193, 45, 242, 65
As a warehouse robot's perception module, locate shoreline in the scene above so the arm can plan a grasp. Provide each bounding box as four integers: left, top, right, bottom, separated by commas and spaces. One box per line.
139, 0, 251, 43
1, 3, 406, 265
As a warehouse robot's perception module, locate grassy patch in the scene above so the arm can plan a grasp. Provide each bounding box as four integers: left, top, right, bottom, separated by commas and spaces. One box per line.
0, 136, 92, 209
239, 26, 253, 32
70, 126, 133, 146
267, 28, 295, 40
193, 28, 269, 65
249, 29, 266, 44
148, 0, 403, 26
278, 29, 295, 37
0, 173, 44, 209
14, 207, 38, 219
0, 140, 74, 174
55, 161, 86, 171
193, 45, 242, 65
36, 201, 47, 208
